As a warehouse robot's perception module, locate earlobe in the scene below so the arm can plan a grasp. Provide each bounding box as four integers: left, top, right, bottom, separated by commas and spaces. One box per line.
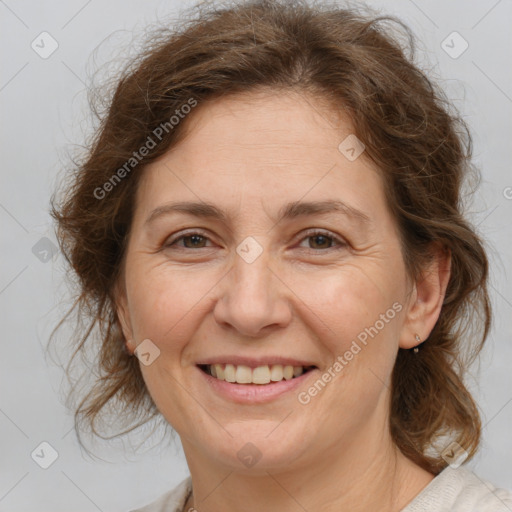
399, 244, 451, 349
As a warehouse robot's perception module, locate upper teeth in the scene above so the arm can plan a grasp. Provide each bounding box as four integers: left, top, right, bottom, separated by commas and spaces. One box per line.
208, 364, 306, 384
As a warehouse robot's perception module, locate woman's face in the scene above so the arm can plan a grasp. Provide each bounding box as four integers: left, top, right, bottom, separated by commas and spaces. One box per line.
116, 90, 426, 473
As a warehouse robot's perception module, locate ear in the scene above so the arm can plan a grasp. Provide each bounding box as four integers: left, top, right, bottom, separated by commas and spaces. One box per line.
399, 243, 451, 349
113, 277, 136, 355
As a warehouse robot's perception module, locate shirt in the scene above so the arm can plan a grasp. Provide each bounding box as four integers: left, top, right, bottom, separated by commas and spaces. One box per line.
129, 465, 512, 512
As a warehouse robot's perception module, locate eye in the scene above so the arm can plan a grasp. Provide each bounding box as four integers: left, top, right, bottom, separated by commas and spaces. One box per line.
296, 229, 347, 251
164, 230, 212, 249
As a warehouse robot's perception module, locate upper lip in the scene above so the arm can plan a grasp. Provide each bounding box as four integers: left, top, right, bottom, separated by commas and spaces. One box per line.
196, 356, 317, 369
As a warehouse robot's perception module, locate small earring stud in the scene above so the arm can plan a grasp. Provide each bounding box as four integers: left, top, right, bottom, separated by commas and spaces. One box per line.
413, 333, 421, 353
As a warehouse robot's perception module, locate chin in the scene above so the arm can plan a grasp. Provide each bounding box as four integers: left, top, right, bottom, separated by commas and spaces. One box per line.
201, 423, 312, 473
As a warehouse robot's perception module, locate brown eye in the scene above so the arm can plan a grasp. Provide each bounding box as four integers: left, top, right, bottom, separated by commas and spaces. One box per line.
164, 231, 212, 249
297, 230, 346, 251
181, 234, 208, 248
308, 234, 334, 249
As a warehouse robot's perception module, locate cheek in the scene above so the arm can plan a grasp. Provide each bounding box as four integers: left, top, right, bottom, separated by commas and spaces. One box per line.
287, 266, 403, 435
294, 267, 404, 411
125, 263, 219, 351
287, 263, 403, 363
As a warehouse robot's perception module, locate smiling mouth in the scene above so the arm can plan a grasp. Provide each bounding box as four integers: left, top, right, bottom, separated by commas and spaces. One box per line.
197, 363, 317, 385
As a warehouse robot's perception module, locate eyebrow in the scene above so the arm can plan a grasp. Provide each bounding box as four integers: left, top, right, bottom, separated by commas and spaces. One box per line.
144, 199, 371, 227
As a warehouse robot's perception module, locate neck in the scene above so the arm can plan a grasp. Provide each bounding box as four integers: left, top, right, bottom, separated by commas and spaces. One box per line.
181, 422, 434, 512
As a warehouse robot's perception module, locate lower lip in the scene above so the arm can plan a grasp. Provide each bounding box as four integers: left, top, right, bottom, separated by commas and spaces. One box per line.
196, 366, 317, 404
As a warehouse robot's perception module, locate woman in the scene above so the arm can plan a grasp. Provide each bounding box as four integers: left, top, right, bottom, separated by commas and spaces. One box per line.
50, 0, 512, 510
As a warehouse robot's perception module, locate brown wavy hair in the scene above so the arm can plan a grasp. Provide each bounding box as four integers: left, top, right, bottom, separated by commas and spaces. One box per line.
50, 0, 491, 473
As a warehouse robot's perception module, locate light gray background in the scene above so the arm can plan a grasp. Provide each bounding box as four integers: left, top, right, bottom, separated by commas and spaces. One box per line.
1, 0, 511, 510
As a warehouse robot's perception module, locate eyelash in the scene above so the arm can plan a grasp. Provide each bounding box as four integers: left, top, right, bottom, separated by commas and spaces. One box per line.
163, 229, 347, 252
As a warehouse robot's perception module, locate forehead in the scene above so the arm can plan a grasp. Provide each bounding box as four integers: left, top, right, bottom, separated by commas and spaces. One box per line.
134, 90, 388, 226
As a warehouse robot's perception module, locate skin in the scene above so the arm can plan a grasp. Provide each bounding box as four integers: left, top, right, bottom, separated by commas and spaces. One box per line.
115, 88, 451, 512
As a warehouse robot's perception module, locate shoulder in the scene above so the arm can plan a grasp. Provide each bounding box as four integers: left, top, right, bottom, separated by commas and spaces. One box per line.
445, 466, 512, 511
128, 476, 192, 512
403, 465, 512, 512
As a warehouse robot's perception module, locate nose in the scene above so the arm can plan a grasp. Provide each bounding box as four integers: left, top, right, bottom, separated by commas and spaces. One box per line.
213, 245, 292, 337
